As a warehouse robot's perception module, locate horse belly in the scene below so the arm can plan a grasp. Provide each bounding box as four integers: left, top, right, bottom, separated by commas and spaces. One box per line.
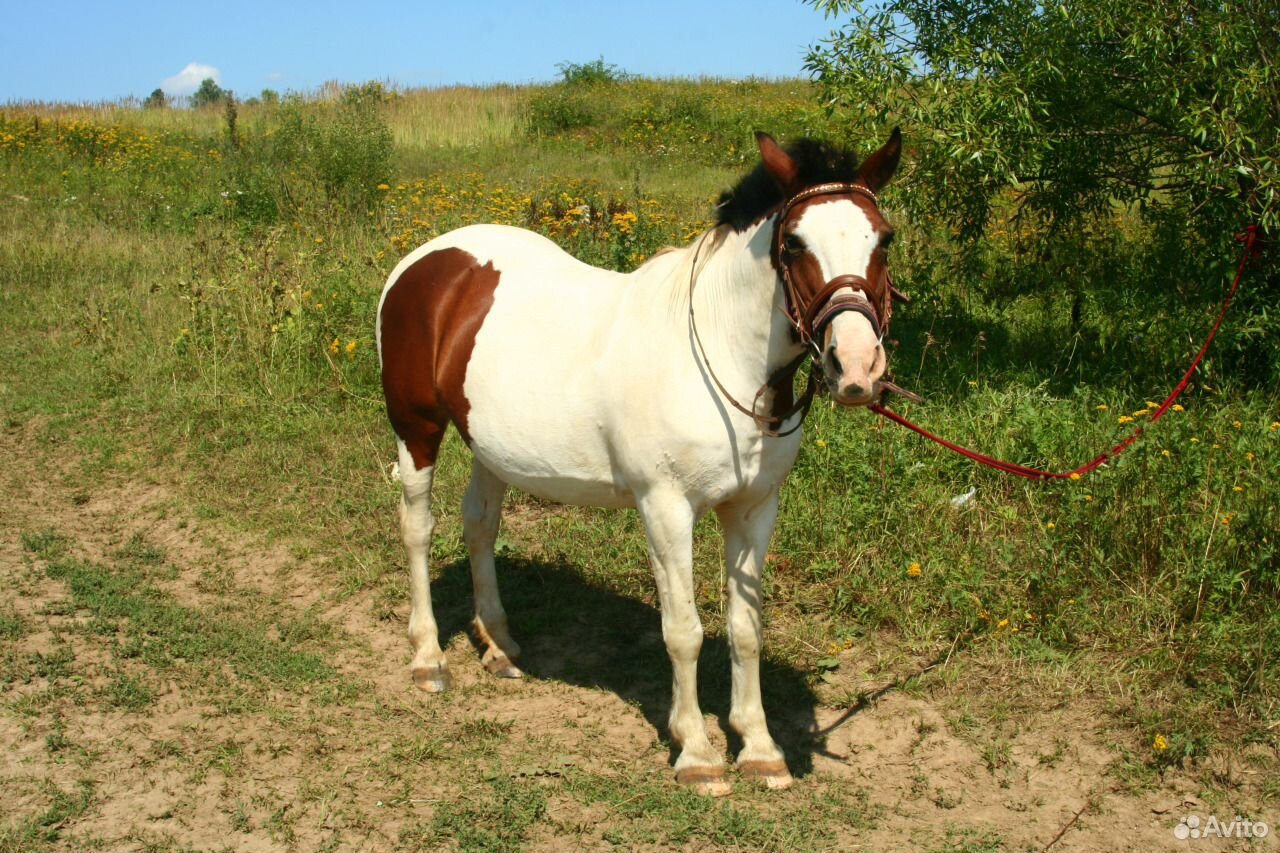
460, 256, 634, 508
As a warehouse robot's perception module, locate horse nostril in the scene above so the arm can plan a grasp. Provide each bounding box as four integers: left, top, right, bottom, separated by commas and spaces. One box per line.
842, 381, 867, 400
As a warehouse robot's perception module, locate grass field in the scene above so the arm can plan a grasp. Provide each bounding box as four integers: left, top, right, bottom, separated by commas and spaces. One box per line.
2, 78, 1277, 851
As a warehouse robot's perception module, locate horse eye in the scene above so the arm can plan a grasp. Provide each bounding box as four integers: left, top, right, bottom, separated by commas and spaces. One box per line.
880, 231, 896, 250
783, 235, 806, 255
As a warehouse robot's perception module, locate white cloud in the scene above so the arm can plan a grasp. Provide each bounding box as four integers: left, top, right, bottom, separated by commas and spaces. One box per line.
161, 62, 222, 96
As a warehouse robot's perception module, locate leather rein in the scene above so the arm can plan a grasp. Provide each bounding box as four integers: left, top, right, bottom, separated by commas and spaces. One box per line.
689, 182, 913, 438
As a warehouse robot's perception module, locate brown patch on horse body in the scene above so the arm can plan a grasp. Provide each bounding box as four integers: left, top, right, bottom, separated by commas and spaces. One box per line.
380, 246, 500, 469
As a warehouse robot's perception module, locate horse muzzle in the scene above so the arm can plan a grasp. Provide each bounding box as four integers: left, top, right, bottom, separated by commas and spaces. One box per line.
821, 325, 885, 407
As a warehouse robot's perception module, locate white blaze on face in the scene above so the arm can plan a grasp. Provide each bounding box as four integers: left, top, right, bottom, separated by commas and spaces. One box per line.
790, 199, 887, 405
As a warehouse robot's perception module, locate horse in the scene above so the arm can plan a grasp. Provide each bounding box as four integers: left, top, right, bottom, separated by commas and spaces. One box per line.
377, 129, 902, 796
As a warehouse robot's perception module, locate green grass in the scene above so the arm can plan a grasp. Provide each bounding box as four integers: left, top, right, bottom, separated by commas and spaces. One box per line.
1, 76, 1277, 848
0, 780, 95, 853
22, 529, 334, 688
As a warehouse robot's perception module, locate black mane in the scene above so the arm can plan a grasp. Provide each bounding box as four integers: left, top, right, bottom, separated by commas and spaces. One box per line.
715, 138, 862, 231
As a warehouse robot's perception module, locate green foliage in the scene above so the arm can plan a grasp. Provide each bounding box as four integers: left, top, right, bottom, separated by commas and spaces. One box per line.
806, 0, 1280, 380
267, 82, 394, 211
556, 57, 629, 86
191, 77, 229, 109
143, 88, 167, 109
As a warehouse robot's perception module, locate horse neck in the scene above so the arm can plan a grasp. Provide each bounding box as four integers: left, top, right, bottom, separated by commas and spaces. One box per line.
687, 219, 801, 387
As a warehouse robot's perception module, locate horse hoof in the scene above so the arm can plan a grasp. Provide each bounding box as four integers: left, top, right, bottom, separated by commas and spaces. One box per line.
484, 655, 524, 679
738, 759, 794, 791
412, 665, 450, 692
675, 766, 732, 797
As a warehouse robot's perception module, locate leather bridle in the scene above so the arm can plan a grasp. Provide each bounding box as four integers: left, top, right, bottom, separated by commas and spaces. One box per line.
774, 182, 903, 353
689, 181, 913, 438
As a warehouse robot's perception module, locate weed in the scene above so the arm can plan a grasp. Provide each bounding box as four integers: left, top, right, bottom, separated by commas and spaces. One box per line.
426, 776, 546, 853
0, 780, 94, 851
32, 545, 333, 687
0, 610, 24, 641
103, 670, 156, 711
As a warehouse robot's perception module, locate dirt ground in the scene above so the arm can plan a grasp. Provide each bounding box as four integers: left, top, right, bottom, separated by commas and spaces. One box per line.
2, 419, 1276, 853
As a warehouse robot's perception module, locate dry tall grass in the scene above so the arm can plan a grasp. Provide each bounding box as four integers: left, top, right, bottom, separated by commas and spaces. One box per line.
387, 85, 528, 149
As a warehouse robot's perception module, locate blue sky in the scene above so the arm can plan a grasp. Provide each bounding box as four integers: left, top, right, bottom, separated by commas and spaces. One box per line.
0, 1, 843, 104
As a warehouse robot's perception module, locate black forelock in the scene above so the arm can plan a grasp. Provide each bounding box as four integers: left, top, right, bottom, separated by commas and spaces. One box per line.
714, 138, 862, 231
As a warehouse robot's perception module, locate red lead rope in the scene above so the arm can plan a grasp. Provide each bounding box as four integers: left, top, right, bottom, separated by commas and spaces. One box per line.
868, 225, 1263, 481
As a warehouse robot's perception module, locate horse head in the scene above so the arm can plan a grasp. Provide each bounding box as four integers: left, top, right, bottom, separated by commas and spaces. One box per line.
757, 128, 902, 407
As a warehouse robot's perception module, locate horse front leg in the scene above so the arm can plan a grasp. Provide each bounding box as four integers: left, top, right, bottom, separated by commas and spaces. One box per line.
638, 492, 730, 797
716, 491, 794, 790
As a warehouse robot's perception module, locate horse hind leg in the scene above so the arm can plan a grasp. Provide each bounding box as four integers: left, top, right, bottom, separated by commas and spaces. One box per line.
396, 434, 451, 692
463, 460, 523, 678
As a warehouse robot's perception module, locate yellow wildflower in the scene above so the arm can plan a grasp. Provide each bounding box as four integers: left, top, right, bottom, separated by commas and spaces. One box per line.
1096, 404, 1109, 412
816, 439, 828, 448
1190, 437, 1200, 443
1161, 449, 1172, 457
1246, 452, 1256, 461
314, 237, 324, 245
1084, 495, 1093, 502
1146, 401, 1160, 409
1233, 420, 1242, 429
1221, 514, 1234, 526
1270, 421, 1279, 432
907, 562, 922, 577
1172, 404, 1185, 412
345, 340, 357, 357
328, 337, 340, 355
611, 210, 639, 235
1233, 486, 1244, 493
1046, 521, 1056, 530
996, 618, 1010, 629
1153, 734, 1169, 752
1118, 415, 1134, 424
1070, 472, 1081, 481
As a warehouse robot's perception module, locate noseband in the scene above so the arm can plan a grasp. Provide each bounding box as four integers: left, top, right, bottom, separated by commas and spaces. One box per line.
773, 182, 903, 352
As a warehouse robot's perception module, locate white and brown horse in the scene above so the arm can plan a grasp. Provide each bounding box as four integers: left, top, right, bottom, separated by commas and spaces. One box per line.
377, 130, 902, 795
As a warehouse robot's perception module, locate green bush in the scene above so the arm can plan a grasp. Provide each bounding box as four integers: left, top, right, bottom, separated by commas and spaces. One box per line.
556, 57, 629, 86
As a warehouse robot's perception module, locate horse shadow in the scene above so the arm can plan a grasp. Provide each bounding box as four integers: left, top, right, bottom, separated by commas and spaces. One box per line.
430, 553, 826, 778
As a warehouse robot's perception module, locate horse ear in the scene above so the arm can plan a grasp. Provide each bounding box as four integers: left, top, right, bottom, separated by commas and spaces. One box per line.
756, 131, 800, 194
858, 127, 902, 193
